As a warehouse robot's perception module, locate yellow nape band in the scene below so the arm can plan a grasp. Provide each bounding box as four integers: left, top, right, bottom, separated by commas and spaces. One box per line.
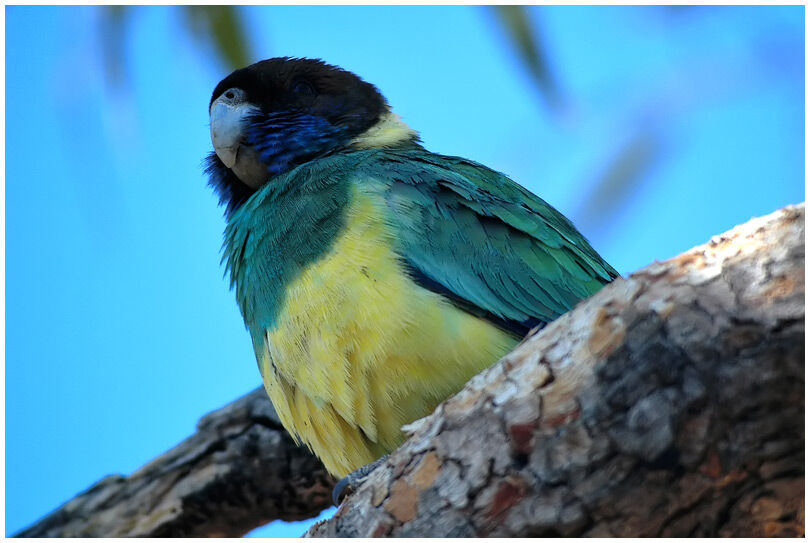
259, 187, 517, 477
349, 111, 419, 150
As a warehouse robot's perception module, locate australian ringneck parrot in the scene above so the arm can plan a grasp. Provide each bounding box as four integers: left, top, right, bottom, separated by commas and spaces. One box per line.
205, 57, 618, 481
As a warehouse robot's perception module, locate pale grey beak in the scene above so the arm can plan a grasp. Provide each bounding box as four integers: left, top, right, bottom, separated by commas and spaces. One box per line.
210, 91, 257, 169
209, 89, 268, 188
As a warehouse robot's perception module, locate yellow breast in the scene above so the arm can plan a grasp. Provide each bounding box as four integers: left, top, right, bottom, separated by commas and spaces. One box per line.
258, 187, 517, 477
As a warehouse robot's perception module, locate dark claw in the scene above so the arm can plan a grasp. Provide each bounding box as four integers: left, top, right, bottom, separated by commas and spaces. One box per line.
331, 454, 389, 506
332, 476, 351, 506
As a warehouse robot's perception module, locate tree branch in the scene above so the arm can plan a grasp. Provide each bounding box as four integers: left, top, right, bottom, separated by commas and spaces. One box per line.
308, 204, 804, 537
15, 388, 335, 537
17, 204, 804, 537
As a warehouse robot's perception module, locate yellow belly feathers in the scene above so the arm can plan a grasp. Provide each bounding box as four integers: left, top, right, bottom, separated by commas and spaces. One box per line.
259, 188, 518, 477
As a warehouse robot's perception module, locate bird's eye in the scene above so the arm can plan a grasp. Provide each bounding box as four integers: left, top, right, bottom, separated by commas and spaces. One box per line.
219, 88, 244, 103
293, 81, 315, 96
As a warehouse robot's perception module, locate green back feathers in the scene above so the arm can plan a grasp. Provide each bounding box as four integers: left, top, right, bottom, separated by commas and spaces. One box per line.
361, 150, 618, 331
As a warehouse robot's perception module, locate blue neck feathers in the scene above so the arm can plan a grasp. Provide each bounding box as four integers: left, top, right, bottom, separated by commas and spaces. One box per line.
244, 112, 351, 177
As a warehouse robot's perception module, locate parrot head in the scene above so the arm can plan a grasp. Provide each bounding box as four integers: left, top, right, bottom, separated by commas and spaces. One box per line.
207, 57, 419, 214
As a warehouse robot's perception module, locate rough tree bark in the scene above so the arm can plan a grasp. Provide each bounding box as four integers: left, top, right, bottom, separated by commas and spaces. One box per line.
16, 204, 804, 537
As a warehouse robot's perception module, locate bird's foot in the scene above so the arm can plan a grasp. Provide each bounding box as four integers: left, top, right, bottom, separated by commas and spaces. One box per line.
332, 454, 389, 505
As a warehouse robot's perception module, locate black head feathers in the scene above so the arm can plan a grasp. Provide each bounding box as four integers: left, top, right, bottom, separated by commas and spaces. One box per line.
210, 57, 388, 136
206, 57, 404, 216
205, 57, 389, 215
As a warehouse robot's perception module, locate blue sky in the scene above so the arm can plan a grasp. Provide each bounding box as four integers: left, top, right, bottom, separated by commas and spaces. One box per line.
5, 5, 804, 537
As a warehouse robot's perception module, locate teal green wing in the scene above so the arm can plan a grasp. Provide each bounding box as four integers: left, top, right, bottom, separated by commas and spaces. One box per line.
361, 149, 619, 336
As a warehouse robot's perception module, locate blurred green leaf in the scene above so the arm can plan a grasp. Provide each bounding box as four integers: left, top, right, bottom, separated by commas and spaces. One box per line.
98, 5, 252, 90
491, 6, 562, 111
99, 5, 130, 89
574, 128, 661, 231
182, 6, 252, 70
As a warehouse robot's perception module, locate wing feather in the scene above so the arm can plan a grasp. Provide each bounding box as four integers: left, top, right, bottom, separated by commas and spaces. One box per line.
358, 150, 619, 336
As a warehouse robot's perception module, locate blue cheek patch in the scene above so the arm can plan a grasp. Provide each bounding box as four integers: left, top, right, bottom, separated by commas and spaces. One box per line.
245, 113, 349, 177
